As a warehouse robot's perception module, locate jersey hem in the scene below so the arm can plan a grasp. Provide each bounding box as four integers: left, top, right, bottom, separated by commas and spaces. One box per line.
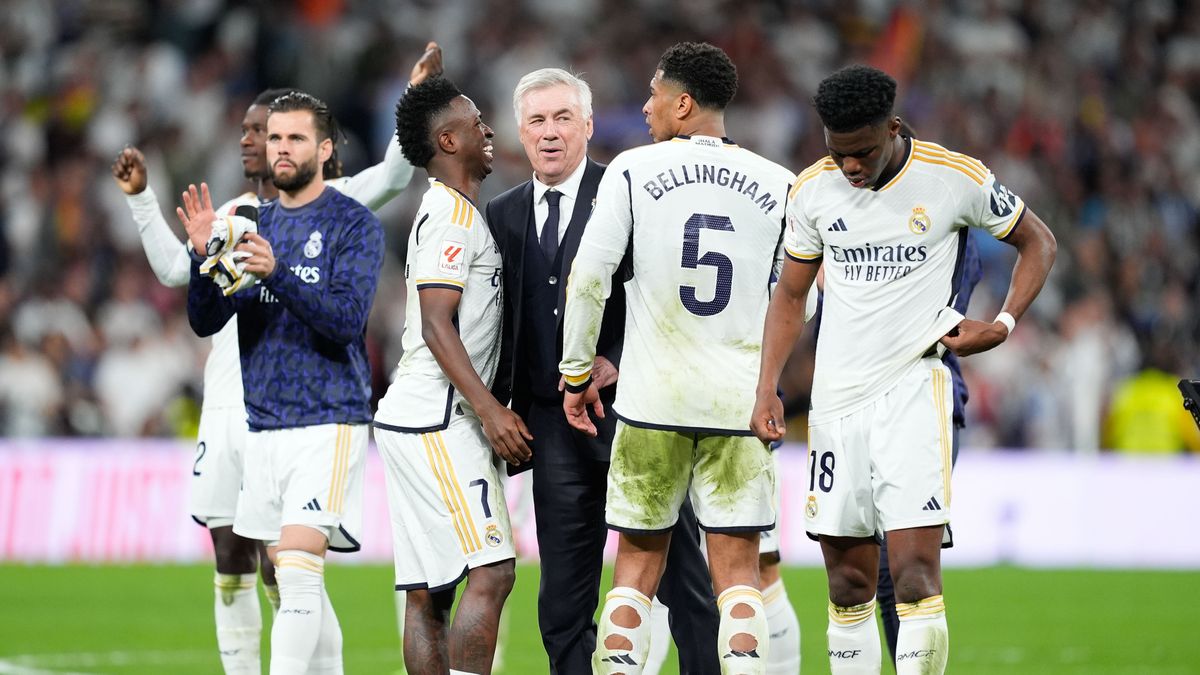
614, 412, 756, 436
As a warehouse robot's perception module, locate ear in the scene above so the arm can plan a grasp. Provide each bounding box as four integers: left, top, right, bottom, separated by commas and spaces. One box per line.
887, 116, 902, 138
584, 115, 594, 141
675, 92, 693, 121
317, 137, 334, 164
436, 128, 457, 155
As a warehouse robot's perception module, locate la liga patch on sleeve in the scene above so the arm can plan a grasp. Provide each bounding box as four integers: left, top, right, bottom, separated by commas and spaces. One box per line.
438, 239, 466, 277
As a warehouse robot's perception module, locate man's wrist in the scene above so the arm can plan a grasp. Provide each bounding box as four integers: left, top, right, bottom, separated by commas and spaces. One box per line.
563, 370, 593, 394
994, 311, 1016, 335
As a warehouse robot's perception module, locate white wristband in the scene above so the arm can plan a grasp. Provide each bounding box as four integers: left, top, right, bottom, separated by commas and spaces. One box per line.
994, 311, 1016, 335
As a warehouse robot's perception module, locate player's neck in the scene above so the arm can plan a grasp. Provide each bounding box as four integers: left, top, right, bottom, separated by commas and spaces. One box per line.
430, 163, 481, 203
277, 176, 326, 208
676, 111, 726, 141
256, 178, 278, 203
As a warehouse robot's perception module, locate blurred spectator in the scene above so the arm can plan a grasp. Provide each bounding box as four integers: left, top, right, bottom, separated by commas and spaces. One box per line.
1105, 342, 1200, 453
0, 0, 1196, 448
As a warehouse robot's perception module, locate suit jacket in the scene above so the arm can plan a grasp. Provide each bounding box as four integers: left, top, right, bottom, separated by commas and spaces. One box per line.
486, 158, 626, 469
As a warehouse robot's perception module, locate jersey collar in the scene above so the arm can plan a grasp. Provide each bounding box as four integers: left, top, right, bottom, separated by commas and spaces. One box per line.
871, 135, 913, 192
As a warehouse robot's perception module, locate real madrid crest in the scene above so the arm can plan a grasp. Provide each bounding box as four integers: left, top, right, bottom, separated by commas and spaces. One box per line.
805, 495, 818, 519
485, 524, 504, 548
304, 231, 323, 258
908, 206, 931, 235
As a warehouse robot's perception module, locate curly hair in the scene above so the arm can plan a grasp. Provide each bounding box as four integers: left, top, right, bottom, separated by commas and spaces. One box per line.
657, 42, 738, 110
813, 65, 897, 133
252, 87, 294, 107
394, 77, 463, 169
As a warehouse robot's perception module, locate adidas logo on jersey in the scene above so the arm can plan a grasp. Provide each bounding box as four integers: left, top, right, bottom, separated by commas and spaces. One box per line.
723, 650, 761, 659
922, 496, 942, 511
827, 217, 848, 232
601, 654, 638, 666
302, 498, 322, 511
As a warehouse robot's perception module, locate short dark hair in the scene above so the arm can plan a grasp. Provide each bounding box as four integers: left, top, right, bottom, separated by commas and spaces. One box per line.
813, 65, 897, 133
657, 42, 738, 111
252, 88, 293, 107
267, 91, 337, 143
394, 77, 463, 168
266, 91, 342, 179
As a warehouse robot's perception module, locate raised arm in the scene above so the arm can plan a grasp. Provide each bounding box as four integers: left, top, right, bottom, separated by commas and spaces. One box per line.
111, 147, 192, 287
332, 42, 443, 210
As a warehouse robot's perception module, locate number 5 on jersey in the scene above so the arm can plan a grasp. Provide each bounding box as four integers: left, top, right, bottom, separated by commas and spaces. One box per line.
679, 213, 735, 316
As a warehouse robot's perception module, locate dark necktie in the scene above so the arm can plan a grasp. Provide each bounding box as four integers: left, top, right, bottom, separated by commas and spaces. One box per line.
541, 190, 562, 263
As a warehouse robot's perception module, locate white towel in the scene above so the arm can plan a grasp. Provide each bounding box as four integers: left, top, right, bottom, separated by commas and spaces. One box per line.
199, 214, 259, 296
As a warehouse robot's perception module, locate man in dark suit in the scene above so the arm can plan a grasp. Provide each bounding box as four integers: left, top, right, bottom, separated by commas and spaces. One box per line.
486, 68, 720, 675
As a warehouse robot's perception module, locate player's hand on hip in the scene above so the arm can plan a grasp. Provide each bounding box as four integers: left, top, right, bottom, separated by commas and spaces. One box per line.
409, 42, 443, 86
563, 382, 603, 437
235, 233, 277, 277
111, 146, 147, 195
177, 183, 217, 253
750, 392, 786, 443
592, 356, 619, 389
939, 318, 1008, 357
480, 403, 533, 465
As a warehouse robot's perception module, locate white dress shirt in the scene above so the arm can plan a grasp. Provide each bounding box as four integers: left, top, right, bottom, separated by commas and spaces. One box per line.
531, 158, 588, 245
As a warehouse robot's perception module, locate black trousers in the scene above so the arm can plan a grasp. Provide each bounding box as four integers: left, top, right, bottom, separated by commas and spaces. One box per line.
526, 399, 720, 675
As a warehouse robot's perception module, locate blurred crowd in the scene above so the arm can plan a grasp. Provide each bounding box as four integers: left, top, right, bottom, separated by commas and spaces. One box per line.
1, 0, 1198, 452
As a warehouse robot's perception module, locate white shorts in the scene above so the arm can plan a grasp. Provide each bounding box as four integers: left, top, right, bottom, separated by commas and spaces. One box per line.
607, 422, 775, 534
805, 358, 953, 539
376, 414, 515, 592
189, 405, 248, 527
759, 452, 783, 556
233, 423, 368, 552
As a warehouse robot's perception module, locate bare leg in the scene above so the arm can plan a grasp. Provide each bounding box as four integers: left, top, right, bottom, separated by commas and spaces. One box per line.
449, 560, 516, 674
404, 588, 454, 675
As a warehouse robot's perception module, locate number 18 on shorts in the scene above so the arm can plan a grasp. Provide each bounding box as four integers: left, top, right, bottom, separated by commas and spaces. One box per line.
804, 359, 954, 538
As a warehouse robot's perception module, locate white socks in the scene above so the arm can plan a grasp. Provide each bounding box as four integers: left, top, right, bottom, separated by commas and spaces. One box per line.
271, 550, 327, 675
762, 579, 800, 674
307, 587, 344, 674
895, 595, 948, 674
643, 597, 671, 675
593, 587, 653, 674
717, 585, 768, 674
827, 597, 882, 673
213, 573, 262, 674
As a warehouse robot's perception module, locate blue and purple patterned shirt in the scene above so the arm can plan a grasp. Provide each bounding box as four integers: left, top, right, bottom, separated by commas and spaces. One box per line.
187, 187, 384, 430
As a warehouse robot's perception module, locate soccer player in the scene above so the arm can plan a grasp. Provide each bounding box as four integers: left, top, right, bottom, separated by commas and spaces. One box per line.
112, 46, 442, 674
488, 66, 720, 674
560, 42, 792, 674
181, 91, 385, 674
751, 65, 1057, 674
374, 76, 528, 675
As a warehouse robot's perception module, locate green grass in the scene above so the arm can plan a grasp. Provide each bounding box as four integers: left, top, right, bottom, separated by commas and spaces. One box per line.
1, 564, 1198, 673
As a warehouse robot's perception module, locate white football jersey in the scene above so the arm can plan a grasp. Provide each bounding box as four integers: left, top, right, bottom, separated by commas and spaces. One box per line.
375, 179, 503, 431
200, 192, 259, 410
560, 135, 793, 433
786, 138, 1026, 423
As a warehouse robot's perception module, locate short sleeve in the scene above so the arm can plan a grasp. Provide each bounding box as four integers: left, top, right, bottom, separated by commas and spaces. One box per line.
784, 181, 823, 263
971, 170, 1027, 241
412, 189, 476, 292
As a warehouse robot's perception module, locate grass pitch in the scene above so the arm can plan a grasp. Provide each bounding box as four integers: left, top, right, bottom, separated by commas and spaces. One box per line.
1, 563, 1197, 673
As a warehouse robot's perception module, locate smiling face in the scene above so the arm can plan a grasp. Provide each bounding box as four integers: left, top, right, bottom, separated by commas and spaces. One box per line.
824, 117, 901, 189
443, 96, 494, 180
642, 70, 684, 143
266, 109, 331, 192
517, 83, 592, 186
239, 104, 269, 179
